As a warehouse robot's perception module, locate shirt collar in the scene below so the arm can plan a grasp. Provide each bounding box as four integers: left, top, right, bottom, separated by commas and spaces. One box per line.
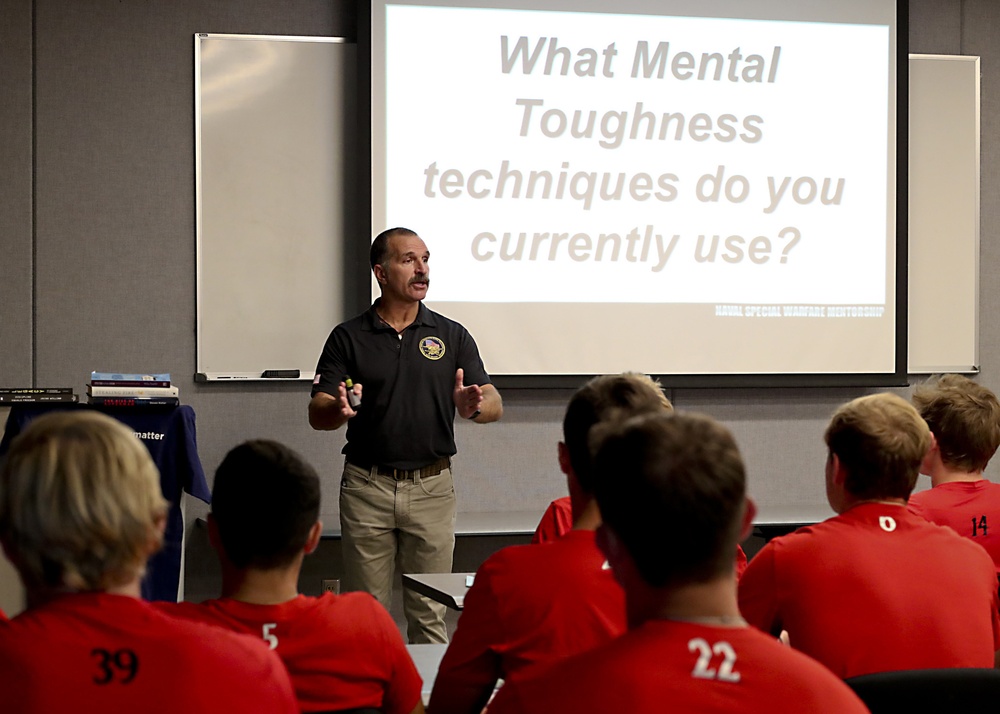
363, 299, 437, 332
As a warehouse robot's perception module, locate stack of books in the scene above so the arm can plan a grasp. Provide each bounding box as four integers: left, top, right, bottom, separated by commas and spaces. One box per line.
0, 387, 78, 405
86, 372, 179, 407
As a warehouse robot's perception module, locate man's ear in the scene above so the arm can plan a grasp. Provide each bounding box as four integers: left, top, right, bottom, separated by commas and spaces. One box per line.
920, 432, 939, 475
146, 512, 167, 559
304, 521, 322, 555
557, 441, 571, 476
372, 264, 387, 285
207, 513, 222, 553
830, 452, 848, 487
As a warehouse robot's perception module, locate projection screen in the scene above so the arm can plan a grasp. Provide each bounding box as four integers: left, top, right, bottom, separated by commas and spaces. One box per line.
371, 0, 904, 383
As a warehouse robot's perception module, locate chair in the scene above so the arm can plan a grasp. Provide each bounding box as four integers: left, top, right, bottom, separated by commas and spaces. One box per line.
844, 668, 1000, 712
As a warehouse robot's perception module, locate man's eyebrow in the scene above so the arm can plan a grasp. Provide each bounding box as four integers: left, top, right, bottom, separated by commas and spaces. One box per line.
401, 251, 430, 258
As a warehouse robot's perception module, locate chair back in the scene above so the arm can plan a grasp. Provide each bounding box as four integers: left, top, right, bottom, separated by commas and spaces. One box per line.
845, 668, 1000, 712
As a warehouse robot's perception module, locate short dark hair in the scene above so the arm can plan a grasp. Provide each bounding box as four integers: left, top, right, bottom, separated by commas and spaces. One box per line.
824, 393, 931, 500
912, 374, 1000, 472
370, 227, 418, 271
211, 440, 321, 570
562, 373, 672, 492
592, 412, 746, 587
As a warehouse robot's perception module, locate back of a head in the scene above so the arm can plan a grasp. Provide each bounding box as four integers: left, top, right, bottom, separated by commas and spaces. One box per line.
211, 439, 321, 570
591, 411, 746, 588
0, 410, 167, 592
912, 374, 1000, 473
562, 372, 673, 492
825, 392, 931, 501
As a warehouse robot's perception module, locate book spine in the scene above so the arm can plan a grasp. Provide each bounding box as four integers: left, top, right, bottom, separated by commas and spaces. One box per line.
89, 380, 171, 388
90, 372, 171, 383
0, 387, 74, 395
87, 385, 179, 397
87, 397, 179, 407
0, 394, 79, 403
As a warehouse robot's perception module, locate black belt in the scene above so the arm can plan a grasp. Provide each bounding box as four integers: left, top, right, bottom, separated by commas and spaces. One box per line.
351, 457, 451, 481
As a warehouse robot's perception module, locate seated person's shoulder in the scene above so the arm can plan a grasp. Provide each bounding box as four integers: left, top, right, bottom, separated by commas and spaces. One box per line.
0, 597, 295, 707
733, 627, 868, 710
532, 497, 573, 544
491, 624, 866, 713
156, 612, 294, 688
318, 589, 397, 619
473, 540, 559, 589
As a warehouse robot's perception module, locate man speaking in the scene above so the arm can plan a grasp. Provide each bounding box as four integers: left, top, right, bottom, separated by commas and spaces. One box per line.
309, 227, 502, 643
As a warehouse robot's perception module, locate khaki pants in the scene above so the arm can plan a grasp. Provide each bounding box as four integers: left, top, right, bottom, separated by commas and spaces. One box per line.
339, 460, 456, 644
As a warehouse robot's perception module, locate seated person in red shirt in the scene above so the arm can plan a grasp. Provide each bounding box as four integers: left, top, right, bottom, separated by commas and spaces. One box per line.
429, 373, 670, 714
162, 439, 424, 714
907, 374, 1000, 573
739, 392, 1000, 678
533, 496, 750, 577
489, 412, 867, 714
530, 496, 573, 545
0, 411, 296, 713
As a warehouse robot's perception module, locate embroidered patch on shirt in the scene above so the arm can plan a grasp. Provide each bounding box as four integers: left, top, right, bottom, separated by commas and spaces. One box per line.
419, 336, 446, 360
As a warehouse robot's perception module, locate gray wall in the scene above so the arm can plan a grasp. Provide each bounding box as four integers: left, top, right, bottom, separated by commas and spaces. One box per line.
1, 0, 997, 614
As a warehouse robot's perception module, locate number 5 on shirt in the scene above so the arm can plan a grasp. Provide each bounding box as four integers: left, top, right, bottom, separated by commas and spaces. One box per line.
263, 623, 279, 650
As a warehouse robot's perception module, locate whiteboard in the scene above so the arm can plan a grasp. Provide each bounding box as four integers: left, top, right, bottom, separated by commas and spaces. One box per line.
195, 34, 356, 381
193, 40, 978, 380
908, 55, 980, 374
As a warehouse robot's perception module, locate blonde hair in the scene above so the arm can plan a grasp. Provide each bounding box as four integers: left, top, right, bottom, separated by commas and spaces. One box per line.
824, 393, 931, 500
0, 411, 168, 591
912, 374, 1000, 472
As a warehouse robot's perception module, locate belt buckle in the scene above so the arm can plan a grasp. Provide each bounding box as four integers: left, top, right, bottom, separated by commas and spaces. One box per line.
392, 467, 408, 481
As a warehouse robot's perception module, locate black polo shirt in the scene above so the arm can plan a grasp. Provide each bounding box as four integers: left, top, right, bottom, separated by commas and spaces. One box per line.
312, 300, 492, 470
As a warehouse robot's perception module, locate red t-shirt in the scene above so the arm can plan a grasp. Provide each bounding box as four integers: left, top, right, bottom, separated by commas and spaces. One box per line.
487, 619, 868, 714
531, 497, 574, 544
739, 502, 1000, 678
735, 543, 748, 579
0, 592, 297, 714
162, 592, 421, 714
531, 496, 749, 578
429, 529, 625, 714
908, 480, 1000, 573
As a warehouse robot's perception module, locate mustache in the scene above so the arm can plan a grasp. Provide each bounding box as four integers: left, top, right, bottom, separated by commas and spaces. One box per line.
409, 277, 429, 285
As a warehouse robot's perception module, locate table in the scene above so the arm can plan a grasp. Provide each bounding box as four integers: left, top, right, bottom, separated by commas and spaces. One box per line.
402, 572, 475, 610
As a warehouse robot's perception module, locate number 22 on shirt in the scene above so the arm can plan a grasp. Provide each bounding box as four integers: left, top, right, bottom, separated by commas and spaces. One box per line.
688, 638, 741, 683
